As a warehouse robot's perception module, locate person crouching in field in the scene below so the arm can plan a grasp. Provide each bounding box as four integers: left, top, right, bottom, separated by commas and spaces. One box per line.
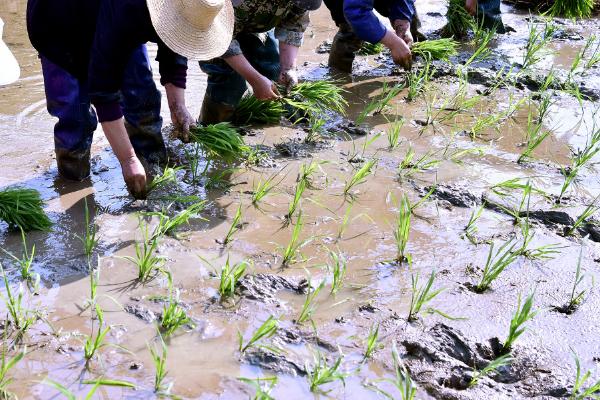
198, 0, 322, 124
27, 0, 234, 198
323, 0, 417, 73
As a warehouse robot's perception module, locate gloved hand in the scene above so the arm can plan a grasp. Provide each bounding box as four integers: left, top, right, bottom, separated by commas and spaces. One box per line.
120, 155, 147, 199
465, 0, 478, 15
170, 103, 194, 143
278, 69, 298, 94
393, 19, 414, 47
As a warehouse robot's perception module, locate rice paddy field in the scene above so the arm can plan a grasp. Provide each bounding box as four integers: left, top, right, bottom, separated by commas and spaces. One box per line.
1, 0, 600, 398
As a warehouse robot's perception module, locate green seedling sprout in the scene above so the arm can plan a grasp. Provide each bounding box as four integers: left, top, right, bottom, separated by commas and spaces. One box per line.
394, 194, 412, 264
184, 143, 203, 184
503, 291, 537, 352
357, 42, 385, 55
43, 378, 136, 399
363, 323, 381, 361
406, 57, 433, 102
252, 170, 283, 207
190, 122, 250, 162
305, 348, 346, 393
2, 228, 40, 291
297, 279, 325, 325
567, 197, 600, 236
0, 187, 52, 231
0, 263, 37, 334
281, 212, 312, 266
518, 96, 553, 164
357, 81, 404, 123
223, 203, 243, 245
464, 204, 484, 243
387, 118, 405, 150
219, 256, 248, 299
0, 338, 25, 399
238, 315, 279, 353
73, 198, 98, 264
522, 19, 556, 70
160, 271, 193, 337
148, 201, 206, 239
366, 343, 417, 400
412, 39, 458, 61
328, 249, 347, 295
398, 147, 440, 178
517, 219, 562, 260
149, 166, 181, 191
298, 160, 326, 190
570, 350, 600, 399
286, 178, 306, 221
548, 0, 594, 19
476, 238, 519, 292
469, 354, 513, 388
238, 376, 278, 400
149, 334, 174, 395
408, 271, 457, 321
344, 160, 376, 197
464, 28, 495, 67
562, 246, 593, 314
123, 219, 166, 283
83, 305, 111, 365
584, 35, 600, 71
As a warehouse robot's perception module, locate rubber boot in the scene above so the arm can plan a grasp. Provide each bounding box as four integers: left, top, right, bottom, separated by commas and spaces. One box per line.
328, 23, 363, 73
199, 96, 236, 125
55, 148, 91, 181
411, 11, 427, 43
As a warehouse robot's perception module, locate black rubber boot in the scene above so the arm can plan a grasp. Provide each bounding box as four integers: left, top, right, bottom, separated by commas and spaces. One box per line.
55, 148, 91, 181
199, 95, 236, 125
328, 23, 363, 73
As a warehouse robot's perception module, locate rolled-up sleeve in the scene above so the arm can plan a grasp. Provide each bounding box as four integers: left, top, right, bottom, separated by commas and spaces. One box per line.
274, 9, 310, 47
389, 0, 415, 22
343, 0, 387, 44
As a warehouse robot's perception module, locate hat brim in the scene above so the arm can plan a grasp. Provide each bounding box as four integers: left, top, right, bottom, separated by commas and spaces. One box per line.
0, 42, 20, 85
146, 0, 234, 61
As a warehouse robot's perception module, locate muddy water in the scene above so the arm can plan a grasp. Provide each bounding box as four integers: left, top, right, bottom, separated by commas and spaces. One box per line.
1, 0, 600, 399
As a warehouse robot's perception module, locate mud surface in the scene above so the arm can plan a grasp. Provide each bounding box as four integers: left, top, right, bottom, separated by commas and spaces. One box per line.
1, 0, 600, 399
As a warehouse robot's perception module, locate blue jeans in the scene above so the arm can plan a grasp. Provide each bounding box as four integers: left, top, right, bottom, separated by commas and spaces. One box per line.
478, 0, 505, 33
41, 45, 165, 165
199, 30, 280, 107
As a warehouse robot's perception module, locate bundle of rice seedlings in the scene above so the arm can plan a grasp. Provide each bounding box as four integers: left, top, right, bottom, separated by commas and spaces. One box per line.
444, 0, 473, 38
189, 122, 250, 162
547, 0, 594, 19
233, 94, 285, 125
357, 42, 385, 55
412, 39, 459, 60
0, 187, 52, 231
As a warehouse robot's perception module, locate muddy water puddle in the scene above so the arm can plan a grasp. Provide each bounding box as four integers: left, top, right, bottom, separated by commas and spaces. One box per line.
2, 0, 600, 399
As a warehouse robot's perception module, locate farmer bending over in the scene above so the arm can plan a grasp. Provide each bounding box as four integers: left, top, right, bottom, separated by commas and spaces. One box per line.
27, 0, 233, 198
199, 0, 321, 124
324, 0, 417, 73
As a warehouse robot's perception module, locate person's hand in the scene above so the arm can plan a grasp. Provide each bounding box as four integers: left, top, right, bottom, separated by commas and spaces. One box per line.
393, 19, 414, 47
250, 74, 280, 100
170, 104, 194, 142
120, 155, 147, 199
278, 69, 298, 94
381, 30, 412, 70
465, 0, 478, 15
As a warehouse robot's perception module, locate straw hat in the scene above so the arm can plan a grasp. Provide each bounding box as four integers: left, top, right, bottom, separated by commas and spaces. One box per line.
0, 18, 20, 86
146, 0, 234, 61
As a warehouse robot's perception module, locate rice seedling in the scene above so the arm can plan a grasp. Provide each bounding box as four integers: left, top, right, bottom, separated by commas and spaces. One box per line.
0, 187, 52, 231
444, 0, 473, 38
387, 118, 405, 150
184, 143, 203, 184
0, 263, 37, 334
468, 111, 505, 139
223, 203, 243, 245
44, 378, 136, 399
83, 305, 111, 363
344, 160, 376, 197
517, 98, 553, 164
567, 198, 599, 236
298, 160, 327, 190
328, 249, 347, 295
281, 212, 312, 266
1, 228, 39, 290
475, 238, 519, 292
122, 219, 166, 283
305, 115, 327, 144
305, 349, 346, 393
406, 58, 433, 102
0, 340, 25, 399
238, 376, 278, 400
522, 19, 556, 70
464, 204, 485, 243
468, 354, 513, 388
286, 178, 306, 221
394, 194, 412, 264
447, 147, 486, 164
490, 177, 546, 199
570, 351, 600, 399
357, 81, 404, 123
238, 315, 279, 353
252, 170, 283, 207
149, 334, 174, 395
502, 291, 537, 352
357, 42, 385, 55
234, 94, 285, 125
366, 344, 417, 400
547, 0, 594, 19
160, 295, 191, 337
412, 39, 458, 61
398, 147, 440, 178
150, 200, 206, 239
296, 279, 325, 324
561, 246, 592, 314
75, 199, 98, 263
464, 28, 495, 66
584, 35, 600, 71
149, 166, 181, 191
287, 80, 348, 117
189, 123, 250, 162
218, 256, 248, 299
408, 271, 456, 321
517, 219, 562, 260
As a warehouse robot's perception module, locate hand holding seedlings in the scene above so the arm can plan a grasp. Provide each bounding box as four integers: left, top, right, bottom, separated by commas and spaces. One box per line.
380, 29, 412, 70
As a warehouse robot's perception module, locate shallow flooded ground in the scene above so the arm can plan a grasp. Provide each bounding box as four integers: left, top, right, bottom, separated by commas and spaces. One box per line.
1, 0, 600, 399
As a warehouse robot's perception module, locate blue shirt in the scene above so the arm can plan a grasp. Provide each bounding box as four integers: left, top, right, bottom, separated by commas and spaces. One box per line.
343, 0, 415, 43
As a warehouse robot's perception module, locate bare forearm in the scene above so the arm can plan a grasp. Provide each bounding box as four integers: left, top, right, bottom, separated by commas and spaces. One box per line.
224, 54, 263, 86
101, 119, 136, 163
165, 83, 186, 112
279, 42, 299, 72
